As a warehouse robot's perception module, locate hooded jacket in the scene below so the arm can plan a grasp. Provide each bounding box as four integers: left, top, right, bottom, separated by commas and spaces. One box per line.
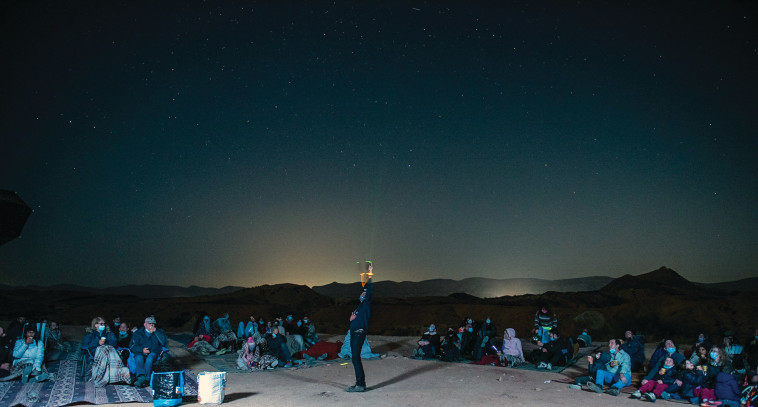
501, 328, 524, 362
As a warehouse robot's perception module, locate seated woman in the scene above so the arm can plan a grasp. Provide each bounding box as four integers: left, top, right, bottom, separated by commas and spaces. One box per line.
693, 345, 727, 404
83, 317, 131, 387
0, 326, 48, 383
115, 322, 133, 364
499, 328, 525, 367
690, 344, 709, 366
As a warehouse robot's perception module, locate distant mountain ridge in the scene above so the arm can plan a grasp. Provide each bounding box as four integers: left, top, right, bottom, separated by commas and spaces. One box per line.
312, 276, 616, 299
1, 268, 755, 299
0, 283, 245, 298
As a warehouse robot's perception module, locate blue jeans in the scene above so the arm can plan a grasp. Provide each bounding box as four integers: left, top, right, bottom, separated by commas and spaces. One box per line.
350, 329, 367, 387
133, 352, 159, 377
595, 369, 630, 389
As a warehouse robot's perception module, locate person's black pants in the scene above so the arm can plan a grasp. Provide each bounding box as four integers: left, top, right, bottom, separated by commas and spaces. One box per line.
350, 329, 367, 386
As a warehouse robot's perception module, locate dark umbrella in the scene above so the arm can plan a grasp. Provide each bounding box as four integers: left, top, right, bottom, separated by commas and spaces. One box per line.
0, 190, 32, 246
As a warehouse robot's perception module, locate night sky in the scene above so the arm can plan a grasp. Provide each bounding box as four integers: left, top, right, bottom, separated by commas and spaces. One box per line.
1, 1, 756, 288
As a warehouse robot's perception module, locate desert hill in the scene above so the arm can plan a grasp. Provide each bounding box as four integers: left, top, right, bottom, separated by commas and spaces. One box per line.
312, 276, 615, 299
0, 283, 245, 298
1, 267, 755, 346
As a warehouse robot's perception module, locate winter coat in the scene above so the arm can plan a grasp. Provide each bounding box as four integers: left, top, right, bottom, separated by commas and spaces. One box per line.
714, 371, 740, 401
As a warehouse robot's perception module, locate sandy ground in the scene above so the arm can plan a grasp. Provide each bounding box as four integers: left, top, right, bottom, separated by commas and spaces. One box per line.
90, 332, 654, 407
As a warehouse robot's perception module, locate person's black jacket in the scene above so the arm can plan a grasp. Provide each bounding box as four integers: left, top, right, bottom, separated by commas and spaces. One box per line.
6, 321, 26, 341
460, 328, 476, 355
116, 331, 132, 349
418, 332, 441, 354
545, 336, 574, 363
667, 369, 706, 398
478, 322, 498, 347
0, 335, 11, 364
349, 278, 373, 332
264, 332, 287, 357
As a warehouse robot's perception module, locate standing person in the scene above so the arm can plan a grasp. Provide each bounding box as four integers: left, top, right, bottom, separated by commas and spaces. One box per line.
534, 304, 557, 344
129, 316, 168, 388
347, 262, 373, 393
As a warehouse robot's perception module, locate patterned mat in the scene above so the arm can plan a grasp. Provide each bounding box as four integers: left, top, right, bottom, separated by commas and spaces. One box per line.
0, 359, 198, 406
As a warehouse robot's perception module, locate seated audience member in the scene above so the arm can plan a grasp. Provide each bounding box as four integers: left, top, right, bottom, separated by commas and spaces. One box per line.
459, 323, 477, 359
441, 327, 461, 362
6, 316, 28, 342
586, 338, 631, 396
746, 327, 758, 363
714, 368, 742, 407
196, 316, 216, 343
302, 316, 319, 347
264, 327, 292, 368
45, 321, 70, 355
533, 304, 557, 344
284, 315, 306, 354
693, 345, 727, 404
475, 317, 498, 361
722, 331, 746, 373
237, 314, 258, 340
498, 328, 525, 367
249, 337, 279, 370
620, 330, 645, 372
648, 339, 685, 373
632, 356, 677, 402
0, 327, 47, 383
534, 329, 573, 370
661, 359, 707, 403
129, 316, 168, 388
115, 322, 133, 363
415, 324, 441, 358
237, 336, 257, 370
0, 328, 11, 378
692, 332, 712, 353
187, 334, 219, 355
111, 316, 122, 334
690, 343, 709, 366
213, 313, 237, 350
576, 329, 592, 348
576, 350, 610, 387
83, 317, 117, 354
84, 316, 130, 387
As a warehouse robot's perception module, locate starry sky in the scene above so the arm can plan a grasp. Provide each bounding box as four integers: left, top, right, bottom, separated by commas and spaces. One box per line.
1, 1, 756, 288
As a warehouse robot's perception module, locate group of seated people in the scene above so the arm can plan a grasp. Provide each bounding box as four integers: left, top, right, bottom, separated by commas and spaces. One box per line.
0, 314, 169, 389
412, 309, 576, 370
579, 329, 758, 406
81, 315, 168, 388
186, 312, 320, 371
